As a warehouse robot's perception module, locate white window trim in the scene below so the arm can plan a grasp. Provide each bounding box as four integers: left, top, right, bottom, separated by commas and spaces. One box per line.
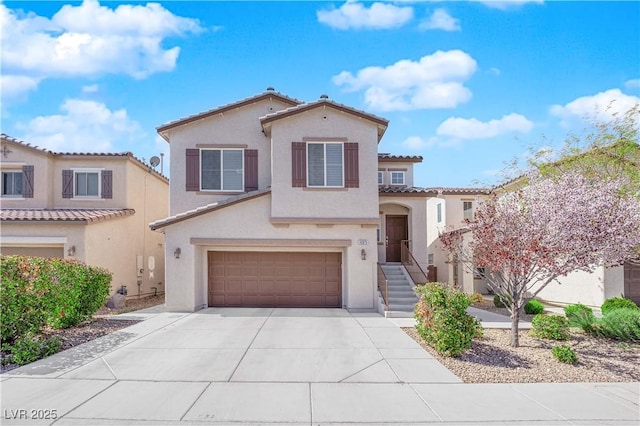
377, 171, 384, 185
306, 141, 344, 188
199, 148, 245, 192
71, 168, 103, 199
390, 171, 405, 185
1, 170, 24, 198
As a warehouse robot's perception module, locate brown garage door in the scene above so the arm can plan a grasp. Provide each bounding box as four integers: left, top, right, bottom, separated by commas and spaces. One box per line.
208, 251, 342, 307
624, 262, 640, 306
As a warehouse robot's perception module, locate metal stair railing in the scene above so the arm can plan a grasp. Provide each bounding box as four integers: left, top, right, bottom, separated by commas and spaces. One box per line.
377, 263, 389, 310
401, 240, 428, 285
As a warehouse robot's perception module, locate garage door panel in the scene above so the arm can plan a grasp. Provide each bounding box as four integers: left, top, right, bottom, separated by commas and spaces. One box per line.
208, 251, 342, 308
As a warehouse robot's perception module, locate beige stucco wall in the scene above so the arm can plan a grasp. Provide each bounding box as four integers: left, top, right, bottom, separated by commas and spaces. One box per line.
161, 194, 378, 311
164, 98, 295, 215
0, 141, 55, 208
378, 161, 416, 187
269, 107, 380, 220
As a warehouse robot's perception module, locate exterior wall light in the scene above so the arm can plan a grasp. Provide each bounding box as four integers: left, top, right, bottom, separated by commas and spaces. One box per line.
67, 245, 76, 257
361, 248, 367, 260
174, 247, 181, 259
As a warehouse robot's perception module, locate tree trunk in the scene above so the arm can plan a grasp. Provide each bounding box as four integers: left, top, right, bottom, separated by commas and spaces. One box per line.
510, 311, 520, 347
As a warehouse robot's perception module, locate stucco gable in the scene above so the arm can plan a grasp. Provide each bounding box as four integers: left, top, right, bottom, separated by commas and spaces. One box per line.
156, 89, 302, 141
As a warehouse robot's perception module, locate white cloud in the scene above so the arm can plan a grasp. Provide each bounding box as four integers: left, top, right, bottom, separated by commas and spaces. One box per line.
418, 9, 460, 32
16, 99, 142, 152
437, 113, 534, 139
487, 67, 501, 76
333, 50, 477, 111
82, 84, 99, 93
0, 75, 41, 99
402, 136, 436, 150
1, 0, 202, 95
477, 0, 544, 10
317, 1, 413, 30
625, 79, 640, 90
549, 88, 640, 127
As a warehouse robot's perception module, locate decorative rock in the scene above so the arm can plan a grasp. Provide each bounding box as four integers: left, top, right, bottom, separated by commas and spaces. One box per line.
106, 293, 126, 309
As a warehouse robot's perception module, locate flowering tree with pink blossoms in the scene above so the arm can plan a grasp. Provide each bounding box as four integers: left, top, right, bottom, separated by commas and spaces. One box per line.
440, 171, 640, 347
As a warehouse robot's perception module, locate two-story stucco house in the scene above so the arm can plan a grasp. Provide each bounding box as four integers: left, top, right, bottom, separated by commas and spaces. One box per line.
0, 134, 169, 299
150, 89, 432, 313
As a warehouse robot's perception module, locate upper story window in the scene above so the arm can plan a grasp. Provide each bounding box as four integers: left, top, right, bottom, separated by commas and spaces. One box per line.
428, 253, 434, 266
463, 201, 473, 220
377, 171, 384, 185
75, 171, 100, 197
307, 142, 343, 188
391, 171, 405, 185
2, 171, 23, 197
201, 149, 244, 191
437, 203, 442, 223
62, 169, 112, 199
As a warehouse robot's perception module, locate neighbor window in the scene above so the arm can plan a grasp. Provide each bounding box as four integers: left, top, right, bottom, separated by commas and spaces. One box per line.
377, 171, 384, 185
201, 149, 244, 191
307, 142, 343, 187
391, 171, 405, 185
463, 201, 473, 220
428, 253, 434, 266
437, 203, 442, 223
1, 171, 22, 197
74, 171, 100, 197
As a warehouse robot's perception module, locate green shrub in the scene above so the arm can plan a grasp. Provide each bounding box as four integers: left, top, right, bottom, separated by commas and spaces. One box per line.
531, 314, 570, 340
2, 335, 62, 365
415, 282, 482, 357
524, 300, 545, 315
601, 297, 639, 315
551, 344, 578, 364
596, 308, 640, 341
0, 256, 111, 345
493, 293, 513, 308
564, 304, 595, 331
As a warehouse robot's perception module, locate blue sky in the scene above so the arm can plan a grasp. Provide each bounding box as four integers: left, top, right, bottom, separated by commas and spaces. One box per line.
2, 0, 639, 187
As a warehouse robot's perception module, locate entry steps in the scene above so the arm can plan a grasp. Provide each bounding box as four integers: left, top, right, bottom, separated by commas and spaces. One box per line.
380, 263, 419, 318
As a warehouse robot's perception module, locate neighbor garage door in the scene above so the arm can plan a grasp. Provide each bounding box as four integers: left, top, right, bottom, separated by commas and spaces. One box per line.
0, 246, 64, 258
208, 251, 342, 307
624, 262, 640, 306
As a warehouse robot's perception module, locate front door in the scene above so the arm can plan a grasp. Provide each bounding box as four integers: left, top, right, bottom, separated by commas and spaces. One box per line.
386, 215, 408, 262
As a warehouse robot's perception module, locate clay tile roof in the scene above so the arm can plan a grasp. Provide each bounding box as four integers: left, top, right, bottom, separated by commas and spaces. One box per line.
378, 154, 423, 162
1, 209, 135, 223
378, 186, 437, 195
424, 187, 492, 195
150, 188, 271, 231
156, 90, 303, 136
1, 133, 53, 155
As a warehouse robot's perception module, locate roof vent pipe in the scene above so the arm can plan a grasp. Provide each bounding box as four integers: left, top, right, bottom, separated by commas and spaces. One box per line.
320, 94, 329, 99
266, 87, 275, 91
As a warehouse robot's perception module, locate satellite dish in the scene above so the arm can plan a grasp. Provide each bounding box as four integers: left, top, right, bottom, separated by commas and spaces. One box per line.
150, 156, 160, 168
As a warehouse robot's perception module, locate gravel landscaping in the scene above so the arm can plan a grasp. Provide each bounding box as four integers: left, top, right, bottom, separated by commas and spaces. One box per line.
404, 326, 640, 383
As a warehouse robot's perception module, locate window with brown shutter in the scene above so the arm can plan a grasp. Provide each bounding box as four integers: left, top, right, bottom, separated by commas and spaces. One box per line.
244, 149, 258, 192
101, 170, 113, 199
291, 142, 306, 187
22, 165, 34, 198
185, 148, 200, 191
62, 170, 73, 198
344, 142, 359, 188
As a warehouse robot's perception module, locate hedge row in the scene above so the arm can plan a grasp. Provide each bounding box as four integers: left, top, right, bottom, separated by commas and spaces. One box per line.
0, 255, 112, 345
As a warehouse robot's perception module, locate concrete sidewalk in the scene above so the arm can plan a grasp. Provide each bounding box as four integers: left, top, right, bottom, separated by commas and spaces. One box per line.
1, 308, 638, 425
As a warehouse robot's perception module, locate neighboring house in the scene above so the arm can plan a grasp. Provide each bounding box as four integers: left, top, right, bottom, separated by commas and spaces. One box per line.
425, 188, 491, 293
150, 89, 433, 312
0, 134, 169, 299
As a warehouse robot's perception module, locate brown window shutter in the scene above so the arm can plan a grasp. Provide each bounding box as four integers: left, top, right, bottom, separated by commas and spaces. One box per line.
291, 142, 306, 187
62, 170, 73, 198
344, 142, 359, 188
186, 149, 200, 191
101, 170, 113, 199
22, 165, 34, 198
244, 149, 258, 192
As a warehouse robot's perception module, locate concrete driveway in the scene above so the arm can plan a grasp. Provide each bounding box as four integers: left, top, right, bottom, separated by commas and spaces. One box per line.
2, 308, 638, 425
